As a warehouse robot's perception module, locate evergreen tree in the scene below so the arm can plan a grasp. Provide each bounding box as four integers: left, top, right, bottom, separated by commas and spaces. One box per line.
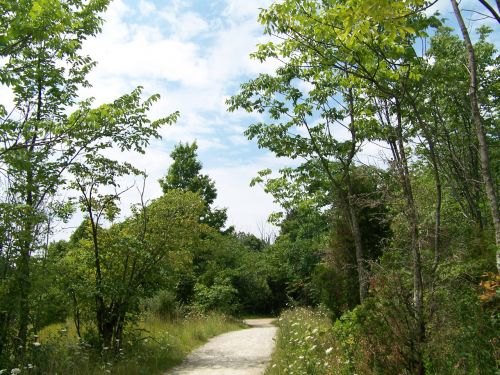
160, 142, 229, 231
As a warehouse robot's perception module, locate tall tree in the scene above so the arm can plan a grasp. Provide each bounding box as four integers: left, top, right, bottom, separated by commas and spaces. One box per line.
230, 1, 442, 372
159, 142, 229, 231
451, 0, 500, 272
0, 0, 110, 360
0, 0, 178, 364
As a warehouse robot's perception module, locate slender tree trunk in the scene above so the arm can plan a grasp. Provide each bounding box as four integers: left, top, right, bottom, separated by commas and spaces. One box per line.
452, 0, 500, 272
345, 87, 368, 301
16, 216, 31, 359
392, 100, 426, 375
87, 204, 107, 346
16, 77, 43, 358
410, 102, 442, 273
345, 178, 368, 301
428, 135, 442, 273
72, 292, 82, 339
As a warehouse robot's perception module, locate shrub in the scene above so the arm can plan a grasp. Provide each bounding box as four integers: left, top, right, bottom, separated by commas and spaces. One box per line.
143, 290, 180, 319
193, 277, 240, 315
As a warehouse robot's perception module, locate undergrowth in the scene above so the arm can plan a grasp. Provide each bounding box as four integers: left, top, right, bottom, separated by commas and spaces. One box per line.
265, 307, 340, 375
4, 312, 243, 375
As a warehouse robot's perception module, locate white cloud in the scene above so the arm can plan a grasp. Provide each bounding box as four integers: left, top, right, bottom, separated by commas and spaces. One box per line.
159, 10, 210, 41
54, 0, 295, 237
139, 0, 156, 17
223, 0, 272, 21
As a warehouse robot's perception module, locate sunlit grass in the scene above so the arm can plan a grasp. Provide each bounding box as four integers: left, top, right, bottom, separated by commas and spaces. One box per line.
31, 312, 244, 375
265, 308, 340, 375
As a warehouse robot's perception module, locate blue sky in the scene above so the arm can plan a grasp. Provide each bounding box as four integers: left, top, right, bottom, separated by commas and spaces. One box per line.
2, 0, 497, 238
77, 0, 284, 236
77, 0, 499, 237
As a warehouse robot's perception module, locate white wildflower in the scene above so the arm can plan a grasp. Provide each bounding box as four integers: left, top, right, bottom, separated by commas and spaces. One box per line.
325, 347, 333, 355
33, 342, 41, 347
10, 369, 21, 375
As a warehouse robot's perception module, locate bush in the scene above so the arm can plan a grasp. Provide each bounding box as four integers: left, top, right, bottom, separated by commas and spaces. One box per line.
193, 277, 240, 315
143, 290, 180, 319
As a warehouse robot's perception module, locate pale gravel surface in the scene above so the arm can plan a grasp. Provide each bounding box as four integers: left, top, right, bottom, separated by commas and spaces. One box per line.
166, 318, 277, 375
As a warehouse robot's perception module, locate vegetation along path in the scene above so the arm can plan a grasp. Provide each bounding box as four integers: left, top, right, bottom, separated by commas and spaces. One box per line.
167, 319, 277, 375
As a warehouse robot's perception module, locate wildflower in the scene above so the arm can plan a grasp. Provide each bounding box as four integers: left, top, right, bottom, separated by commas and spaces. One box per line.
0, 370, 6, 374
33, 342, 41, 347
10, 369, 21, 375
325, 347, 333, 355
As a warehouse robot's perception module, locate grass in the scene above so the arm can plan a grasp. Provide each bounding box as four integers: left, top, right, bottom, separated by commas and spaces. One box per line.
265, 308, 341, 375
24, 312, 245, 375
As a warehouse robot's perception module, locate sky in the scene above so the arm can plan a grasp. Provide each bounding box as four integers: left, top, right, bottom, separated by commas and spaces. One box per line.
2, 0, 499, 239
76, 0, 284, 237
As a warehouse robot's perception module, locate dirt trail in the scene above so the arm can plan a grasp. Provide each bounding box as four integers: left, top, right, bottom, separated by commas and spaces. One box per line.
166, 318, 277, 375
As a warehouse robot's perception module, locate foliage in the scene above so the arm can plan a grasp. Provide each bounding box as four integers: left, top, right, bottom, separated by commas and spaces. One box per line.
0, 0, 178, 366
1, 0, 499, 373
0, 313, 243, 375
59, 190, 204, 349
159, 142, 229, 231
143, 290, 181, 320
265, 307, 344, 375
193, 277, 240, 315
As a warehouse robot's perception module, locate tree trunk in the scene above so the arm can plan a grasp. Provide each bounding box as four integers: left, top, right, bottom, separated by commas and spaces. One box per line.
86, 202, 108, 347
410, 102, 442, 274
345, 87, 368, 302
345, 179, 368, 301
16, 230, 31, 359
451, 0, 500, 272
392, 100, 426, 375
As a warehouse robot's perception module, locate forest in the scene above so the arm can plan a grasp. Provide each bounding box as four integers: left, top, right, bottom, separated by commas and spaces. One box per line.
0, 0, 499, 374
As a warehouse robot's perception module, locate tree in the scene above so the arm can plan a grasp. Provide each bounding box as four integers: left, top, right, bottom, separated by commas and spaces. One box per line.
0, 0, 110, 361
451, 0, 500, 272
229, 1, 442, 372
0, 0, 178, 364
159, 142, 229, 231
62, 187, 204, 349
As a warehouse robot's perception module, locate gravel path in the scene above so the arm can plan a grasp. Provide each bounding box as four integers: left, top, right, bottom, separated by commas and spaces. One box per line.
166, 318, 277, 375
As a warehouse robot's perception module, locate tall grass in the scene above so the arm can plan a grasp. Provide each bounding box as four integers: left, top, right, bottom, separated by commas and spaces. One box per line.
14, 312, 244, 375
265, 308, 341, 375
